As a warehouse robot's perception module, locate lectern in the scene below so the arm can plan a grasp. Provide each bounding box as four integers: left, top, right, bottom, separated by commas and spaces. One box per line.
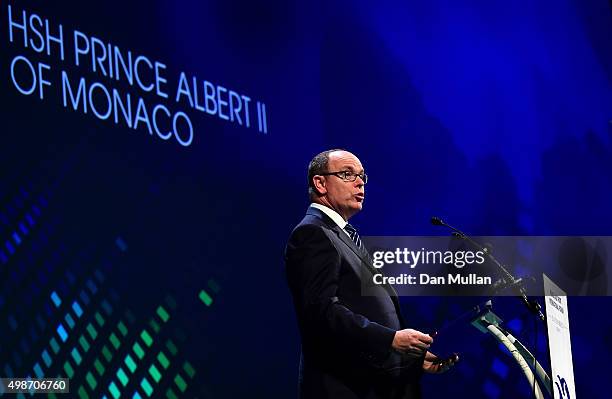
471, 300, 552, 399
470, 274, 576, 399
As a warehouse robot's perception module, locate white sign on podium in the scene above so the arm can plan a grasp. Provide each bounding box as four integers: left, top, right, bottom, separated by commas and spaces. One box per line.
543, 274, 576, 399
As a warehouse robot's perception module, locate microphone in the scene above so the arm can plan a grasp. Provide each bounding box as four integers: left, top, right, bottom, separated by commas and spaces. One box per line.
430, 216, 545, 322
431, 216, 445, 226
431, 216, 469, 239
490, 276, 534, 295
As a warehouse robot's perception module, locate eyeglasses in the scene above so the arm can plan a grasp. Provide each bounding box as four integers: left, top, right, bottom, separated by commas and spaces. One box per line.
319, 171, 368, 184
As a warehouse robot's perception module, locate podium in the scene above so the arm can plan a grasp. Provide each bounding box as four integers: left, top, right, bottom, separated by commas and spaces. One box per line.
468, 273, 576, 399
471, 300, 552, 399
430, 218, 577, 398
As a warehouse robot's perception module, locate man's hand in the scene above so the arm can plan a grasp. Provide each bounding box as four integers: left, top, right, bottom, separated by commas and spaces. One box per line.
422, 351, 459, 374
391, 329, 433, 355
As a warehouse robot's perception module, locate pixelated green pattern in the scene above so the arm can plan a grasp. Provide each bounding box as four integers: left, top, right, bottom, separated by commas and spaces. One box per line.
10, 270, 202, 399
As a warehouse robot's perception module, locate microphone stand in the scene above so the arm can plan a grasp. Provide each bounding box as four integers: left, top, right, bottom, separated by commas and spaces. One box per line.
431, 217, 545, 322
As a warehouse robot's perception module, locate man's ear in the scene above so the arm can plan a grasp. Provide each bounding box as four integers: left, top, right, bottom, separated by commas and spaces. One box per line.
312, 175, 327, 195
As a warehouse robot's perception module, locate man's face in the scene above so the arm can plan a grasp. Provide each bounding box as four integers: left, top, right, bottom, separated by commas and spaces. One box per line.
317, 151, 366, 220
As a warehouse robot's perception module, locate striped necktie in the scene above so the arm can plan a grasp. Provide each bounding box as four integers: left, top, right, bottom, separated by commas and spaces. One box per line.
345, 224, 397, 296
344, 223, 363, 251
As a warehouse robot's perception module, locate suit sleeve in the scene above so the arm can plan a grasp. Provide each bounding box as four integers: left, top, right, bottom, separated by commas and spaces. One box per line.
285, 223, 396, 362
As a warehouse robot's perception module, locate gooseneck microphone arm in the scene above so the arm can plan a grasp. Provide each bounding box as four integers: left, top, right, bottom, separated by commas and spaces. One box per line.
431, 216, 545, 322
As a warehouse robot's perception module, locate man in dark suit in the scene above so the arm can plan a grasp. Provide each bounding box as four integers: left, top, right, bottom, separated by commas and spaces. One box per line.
285, 149, 457, 399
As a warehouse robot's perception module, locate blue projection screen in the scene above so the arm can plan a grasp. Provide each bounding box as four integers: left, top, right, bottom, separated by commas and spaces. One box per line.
1, 0, 612, 398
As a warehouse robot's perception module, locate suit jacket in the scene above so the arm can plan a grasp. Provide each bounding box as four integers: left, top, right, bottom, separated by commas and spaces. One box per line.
285, 207, 424, 399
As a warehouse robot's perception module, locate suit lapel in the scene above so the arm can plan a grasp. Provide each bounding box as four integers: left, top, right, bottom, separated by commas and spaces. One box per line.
306, 208, 401, 301
307, 207, 371, 265
331, 226, 402, 306
346, 235, 403, 319
332, 225, 371, 265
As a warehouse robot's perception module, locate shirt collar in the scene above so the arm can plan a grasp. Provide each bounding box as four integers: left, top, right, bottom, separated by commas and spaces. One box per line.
309, 203, 347, 229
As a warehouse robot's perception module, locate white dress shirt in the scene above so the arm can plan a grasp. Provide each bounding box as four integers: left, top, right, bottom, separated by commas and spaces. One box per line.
309, 203, 351, 237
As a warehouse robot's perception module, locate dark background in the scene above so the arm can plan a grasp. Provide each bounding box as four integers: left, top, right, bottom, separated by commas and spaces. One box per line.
1, 0, 611, 398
